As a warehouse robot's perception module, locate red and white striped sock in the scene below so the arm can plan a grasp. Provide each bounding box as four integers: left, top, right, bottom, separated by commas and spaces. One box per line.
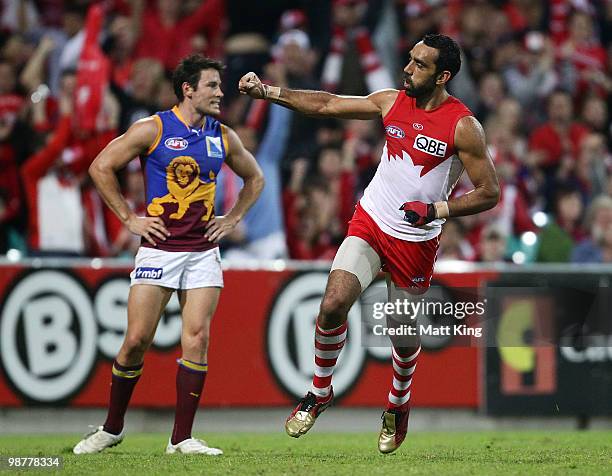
387, 346, 420, 410
311, 320, 347, 401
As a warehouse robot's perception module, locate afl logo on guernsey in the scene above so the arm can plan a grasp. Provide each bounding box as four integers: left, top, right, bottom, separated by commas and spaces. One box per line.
385, 125, 405, 139
164, 137, 188, 151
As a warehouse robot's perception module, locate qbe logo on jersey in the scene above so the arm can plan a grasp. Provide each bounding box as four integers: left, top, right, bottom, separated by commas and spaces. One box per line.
413, 133, 447, 158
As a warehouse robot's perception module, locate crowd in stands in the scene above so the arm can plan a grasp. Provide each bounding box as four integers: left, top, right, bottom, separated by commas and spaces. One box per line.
0, 0, 611, 263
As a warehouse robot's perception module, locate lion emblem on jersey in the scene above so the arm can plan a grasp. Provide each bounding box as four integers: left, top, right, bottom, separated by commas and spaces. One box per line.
147, 156, 215, 220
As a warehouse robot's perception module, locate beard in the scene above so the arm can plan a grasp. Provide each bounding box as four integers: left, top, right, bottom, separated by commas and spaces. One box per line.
404, 75, 437, 99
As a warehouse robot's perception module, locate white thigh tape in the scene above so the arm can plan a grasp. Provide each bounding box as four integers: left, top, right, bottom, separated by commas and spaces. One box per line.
330, 236, 382, 291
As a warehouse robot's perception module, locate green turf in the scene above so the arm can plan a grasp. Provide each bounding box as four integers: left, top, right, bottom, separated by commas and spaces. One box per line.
0, 432, 611, 475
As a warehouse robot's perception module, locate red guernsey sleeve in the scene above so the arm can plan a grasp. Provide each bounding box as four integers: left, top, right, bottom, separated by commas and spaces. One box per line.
21, 116, 72, 249
22, 116, 72, 182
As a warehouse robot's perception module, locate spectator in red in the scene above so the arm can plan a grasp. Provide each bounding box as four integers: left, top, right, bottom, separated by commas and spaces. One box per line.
284, 160, 338, 260
570, 133, 611, 198
105, 15, 140, 89
133, 0, 225, 71
316, 144, 356, 236
529, 89, 588, 169
558, 10, 607, 97
486, 99, 537, 204
343, 119, 382, 197
0, 141, 22, 253
20, 76, 117, 256
321, 0, 393, 95
0, 59, 24, 244
528, 89, 590, 210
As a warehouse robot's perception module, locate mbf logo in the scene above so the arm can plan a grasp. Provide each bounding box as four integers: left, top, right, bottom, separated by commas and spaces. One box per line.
135, 267, 163, 279
385, 125, 405, 139
165, 137, 188, 151
413, 133, 447, 158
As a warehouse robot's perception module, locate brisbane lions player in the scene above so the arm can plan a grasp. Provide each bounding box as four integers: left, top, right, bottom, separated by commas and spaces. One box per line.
239, 34, 499, 454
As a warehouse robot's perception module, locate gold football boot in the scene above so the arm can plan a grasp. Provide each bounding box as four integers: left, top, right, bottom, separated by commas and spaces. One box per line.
378, 407, 410, 454
285, 390, 334, 438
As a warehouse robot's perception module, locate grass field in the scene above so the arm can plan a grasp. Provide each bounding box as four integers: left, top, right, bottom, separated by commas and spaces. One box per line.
1, 431, 611, 475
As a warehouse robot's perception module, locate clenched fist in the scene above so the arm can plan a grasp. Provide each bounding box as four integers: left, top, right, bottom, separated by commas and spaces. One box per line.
399, 201, 435, 226
238, 72, 266, 99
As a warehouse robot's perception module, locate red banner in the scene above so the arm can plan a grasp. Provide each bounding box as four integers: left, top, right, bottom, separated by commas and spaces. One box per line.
0, 263, 482, 408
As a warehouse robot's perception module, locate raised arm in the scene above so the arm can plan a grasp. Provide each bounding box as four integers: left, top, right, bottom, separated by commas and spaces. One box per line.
238, 71, 398, 120
88, 117, 170, 246
399, 115, 500, 226
204, 126, 264, 243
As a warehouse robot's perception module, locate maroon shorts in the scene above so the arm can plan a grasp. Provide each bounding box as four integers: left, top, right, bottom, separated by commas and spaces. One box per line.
347, 203, 439, 290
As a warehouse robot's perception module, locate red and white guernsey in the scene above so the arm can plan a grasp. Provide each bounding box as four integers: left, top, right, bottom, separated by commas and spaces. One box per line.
360, 92, 472, 241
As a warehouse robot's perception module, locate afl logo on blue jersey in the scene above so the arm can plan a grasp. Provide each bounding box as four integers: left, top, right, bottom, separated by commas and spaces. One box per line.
385, 125, 405, 139
165, 137, 188, 151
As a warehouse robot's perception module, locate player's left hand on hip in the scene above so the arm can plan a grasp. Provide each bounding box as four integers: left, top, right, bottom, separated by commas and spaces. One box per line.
399, 201, 435, 226
204, 215, 238, 243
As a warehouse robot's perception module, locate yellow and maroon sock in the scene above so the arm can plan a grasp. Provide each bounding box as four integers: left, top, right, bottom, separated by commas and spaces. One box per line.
171, 359, 208, 445
103, 361, 143, 435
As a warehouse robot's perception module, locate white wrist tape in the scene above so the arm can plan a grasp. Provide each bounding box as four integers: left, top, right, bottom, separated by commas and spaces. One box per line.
433, 201, 450, 219
265, 85, 281, 100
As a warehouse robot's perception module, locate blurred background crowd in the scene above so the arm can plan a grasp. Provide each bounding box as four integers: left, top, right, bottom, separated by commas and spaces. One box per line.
0, 0, 611, 264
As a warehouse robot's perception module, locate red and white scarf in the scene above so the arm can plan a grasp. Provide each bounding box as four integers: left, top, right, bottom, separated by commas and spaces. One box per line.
321, 26, 393, 93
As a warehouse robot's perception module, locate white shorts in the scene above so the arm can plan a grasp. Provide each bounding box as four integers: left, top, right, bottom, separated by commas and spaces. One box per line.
130, 246, 224, 289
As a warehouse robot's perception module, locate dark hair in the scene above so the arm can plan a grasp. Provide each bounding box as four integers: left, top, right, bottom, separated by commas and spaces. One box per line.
60, 67, 77, 77
64, 4, 88, 17
172, 55, 225, 102
422, 34, 461, 81
555, 183, 581, 208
